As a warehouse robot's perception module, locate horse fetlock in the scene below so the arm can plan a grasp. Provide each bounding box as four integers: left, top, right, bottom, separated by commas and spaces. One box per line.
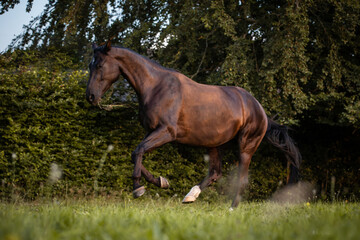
231, 194, 242, 208
182, 185, 201, 203
211, 172, 222, 182
132, 174, 141, 182
240, 177, 249, 187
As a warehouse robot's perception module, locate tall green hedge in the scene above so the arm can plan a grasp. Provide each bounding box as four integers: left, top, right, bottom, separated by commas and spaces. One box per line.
0, 50, 359, 201
0, 50, 288, 201
0, 50, 211, 200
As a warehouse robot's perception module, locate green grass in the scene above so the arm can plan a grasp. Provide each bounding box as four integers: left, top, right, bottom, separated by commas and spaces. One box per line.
1, 198, 359, 240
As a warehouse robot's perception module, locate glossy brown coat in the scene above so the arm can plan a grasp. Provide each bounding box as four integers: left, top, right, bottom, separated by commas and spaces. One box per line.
86, 41, 301, 208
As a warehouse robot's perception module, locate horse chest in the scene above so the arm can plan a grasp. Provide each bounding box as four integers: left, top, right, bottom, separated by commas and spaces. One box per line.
139, 102, 178, 131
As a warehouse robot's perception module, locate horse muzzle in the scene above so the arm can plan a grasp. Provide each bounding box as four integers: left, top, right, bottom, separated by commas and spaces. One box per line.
86, 91, 100, 106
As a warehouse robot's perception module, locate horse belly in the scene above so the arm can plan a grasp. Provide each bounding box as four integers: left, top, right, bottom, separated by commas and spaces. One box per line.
176, 108, 241, 147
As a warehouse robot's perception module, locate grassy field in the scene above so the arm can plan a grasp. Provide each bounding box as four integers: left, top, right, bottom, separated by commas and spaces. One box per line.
1, 197, 359, 240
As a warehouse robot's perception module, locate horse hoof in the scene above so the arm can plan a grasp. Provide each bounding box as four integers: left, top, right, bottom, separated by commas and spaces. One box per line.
182, 185, 201, 204
159, 176, 170, 189
182, 196, 196, 203
133, 186, 146, 198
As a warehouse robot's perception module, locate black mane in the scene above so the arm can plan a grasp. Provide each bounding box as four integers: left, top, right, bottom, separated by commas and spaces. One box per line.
96, 45, 178, 73
118, 46, 178, 73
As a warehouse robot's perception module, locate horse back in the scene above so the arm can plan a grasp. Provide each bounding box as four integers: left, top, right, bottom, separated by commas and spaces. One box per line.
175, 76, 267, 147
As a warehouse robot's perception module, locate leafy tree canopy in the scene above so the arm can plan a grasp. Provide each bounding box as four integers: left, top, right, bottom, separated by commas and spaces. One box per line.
2, 0, 360, 127
0, 0, 33, 14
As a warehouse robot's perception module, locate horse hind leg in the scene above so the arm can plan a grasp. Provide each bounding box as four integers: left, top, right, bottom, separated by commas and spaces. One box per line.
199, 147, 222, 189
231, 152, 252, 208
231, 131, 265, 209
182, 147, 222, 203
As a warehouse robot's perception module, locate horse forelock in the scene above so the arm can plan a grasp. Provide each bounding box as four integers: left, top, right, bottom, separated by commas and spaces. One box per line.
90, 46, 108, 67
92, 44, 108, 56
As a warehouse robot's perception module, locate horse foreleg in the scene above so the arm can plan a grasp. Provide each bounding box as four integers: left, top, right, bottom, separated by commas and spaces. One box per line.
182, 147, 222, 203
132, 126, 174, 198
141, 165, 170, 188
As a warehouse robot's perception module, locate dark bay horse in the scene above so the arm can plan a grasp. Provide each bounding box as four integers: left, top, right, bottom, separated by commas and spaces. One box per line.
86, 40, 301, 208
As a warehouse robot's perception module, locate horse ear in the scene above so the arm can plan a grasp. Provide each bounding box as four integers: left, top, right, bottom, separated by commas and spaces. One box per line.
92, 43, 98, 50
105, 40, 111, 52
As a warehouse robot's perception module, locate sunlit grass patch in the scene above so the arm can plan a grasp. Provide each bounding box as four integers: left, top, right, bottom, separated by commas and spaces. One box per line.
0, 199, 359, 240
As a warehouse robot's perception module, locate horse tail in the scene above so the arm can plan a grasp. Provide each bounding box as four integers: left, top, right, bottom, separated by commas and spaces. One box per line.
265, 117, 301, 184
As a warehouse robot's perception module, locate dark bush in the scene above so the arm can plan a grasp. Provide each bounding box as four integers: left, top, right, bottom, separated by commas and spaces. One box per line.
1, 50, 359, 201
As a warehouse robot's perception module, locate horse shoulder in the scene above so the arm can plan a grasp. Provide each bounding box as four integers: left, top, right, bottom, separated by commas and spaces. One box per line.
140, 72, 183, 131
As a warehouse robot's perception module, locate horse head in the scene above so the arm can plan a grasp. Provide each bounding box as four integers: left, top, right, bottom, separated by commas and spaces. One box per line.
86, 40, 120, 106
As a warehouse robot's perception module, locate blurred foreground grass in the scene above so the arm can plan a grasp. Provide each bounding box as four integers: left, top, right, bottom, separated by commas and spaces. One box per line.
1, 198, 359, 240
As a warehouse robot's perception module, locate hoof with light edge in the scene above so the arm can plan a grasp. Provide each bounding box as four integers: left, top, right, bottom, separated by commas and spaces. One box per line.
133, 186, 146, 198
182, 185, 201, 203
160, 176, 170, 189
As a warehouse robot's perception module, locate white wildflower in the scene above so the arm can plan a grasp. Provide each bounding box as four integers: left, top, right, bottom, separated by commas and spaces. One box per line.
107, 144, 114, 152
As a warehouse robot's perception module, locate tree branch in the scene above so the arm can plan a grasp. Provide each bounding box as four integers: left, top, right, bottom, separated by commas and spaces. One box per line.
190, 31, 215, 79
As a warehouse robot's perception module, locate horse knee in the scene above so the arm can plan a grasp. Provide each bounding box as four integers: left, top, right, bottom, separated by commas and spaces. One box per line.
131, 148, 144, 163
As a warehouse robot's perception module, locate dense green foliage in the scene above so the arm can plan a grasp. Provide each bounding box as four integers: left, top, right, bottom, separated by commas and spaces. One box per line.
3, 0, 359, 126
0, 47, 358, 202
1, 200, 360, 240
0, 51, 208, 200
0, 0, 359, 200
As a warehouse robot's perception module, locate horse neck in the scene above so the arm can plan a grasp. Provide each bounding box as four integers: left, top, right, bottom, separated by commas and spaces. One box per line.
111, 48, 159, 100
